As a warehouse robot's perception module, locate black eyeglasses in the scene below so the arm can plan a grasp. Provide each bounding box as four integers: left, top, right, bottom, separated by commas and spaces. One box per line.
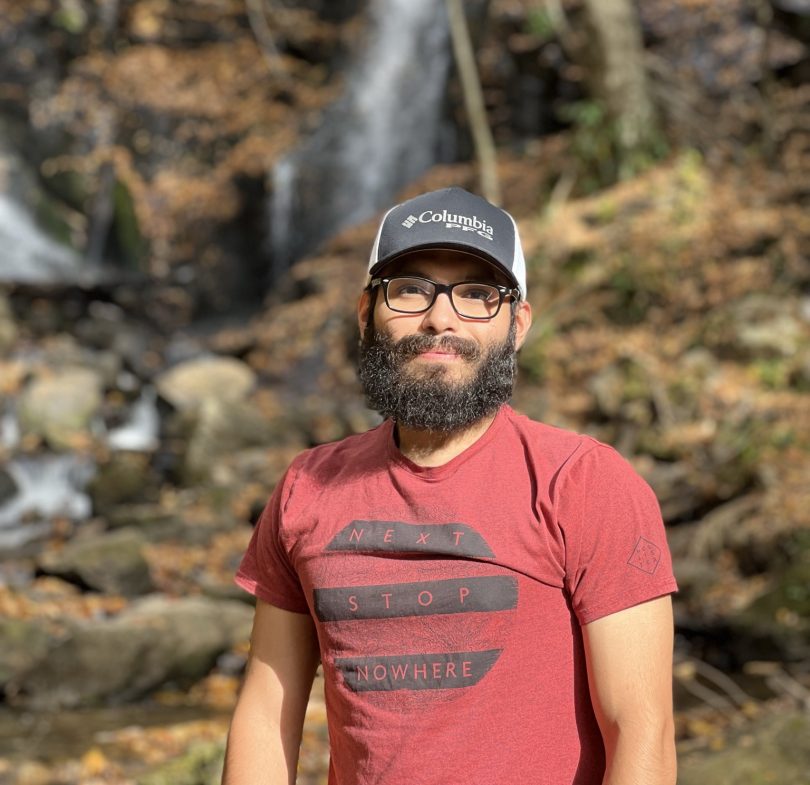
369, 275, 519, 320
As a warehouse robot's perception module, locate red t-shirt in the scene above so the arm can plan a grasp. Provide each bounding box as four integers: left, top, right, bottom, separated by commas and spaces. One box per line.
236, 405, 677, 785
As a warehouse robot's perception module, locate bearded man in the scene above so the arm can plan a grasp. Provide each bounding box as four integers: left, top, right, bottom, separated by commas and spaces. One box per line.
223, 187, 678, 785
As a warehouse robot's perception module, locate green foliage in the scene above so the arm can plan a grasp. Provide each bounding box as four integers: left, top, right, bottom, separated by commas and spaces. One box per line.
603, 256, 663, 326
51, 0, 88, 33
559, 100, 617, 193
526, 7, 555, 41
559, 99, 668, 193
518, 318, 555, 383
754, 358, 791, 390
35, 190, 78, 249
113, 179, 148, 270
139, 741, 225, 785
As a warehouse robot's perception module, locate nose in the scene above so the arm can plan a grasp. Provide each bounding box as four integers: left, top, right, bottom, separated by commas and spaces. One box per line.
419, 290, 459, 334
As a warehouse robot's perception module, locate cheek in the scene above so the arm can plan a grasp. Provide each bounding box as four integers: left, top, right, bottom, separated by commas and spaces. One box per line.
373, 307, 421, 341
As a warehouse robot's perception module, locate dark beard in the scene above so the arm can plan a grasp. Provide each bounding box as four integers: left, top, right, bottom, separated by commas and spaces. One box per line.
358, 320, 517, 433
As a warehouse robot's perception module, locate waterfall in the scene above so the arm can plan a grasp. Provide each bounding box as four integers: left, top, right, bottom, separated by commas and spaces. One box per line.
106, 386, 160, 452
269, 156, 296, 283
0, 192, 88, 285
0, 455, 95, 549
269, 0, 452, 273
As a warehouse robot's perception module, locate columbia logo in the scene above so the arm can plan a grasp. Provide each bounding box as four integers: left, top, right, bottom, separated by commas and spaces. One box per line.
401, 215, 418, 228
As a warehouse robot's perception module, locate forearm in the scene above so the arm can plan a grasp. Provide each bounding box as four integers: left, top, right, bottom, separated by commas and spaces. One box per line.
601, 717, 677, 785
222, 688, 304, 785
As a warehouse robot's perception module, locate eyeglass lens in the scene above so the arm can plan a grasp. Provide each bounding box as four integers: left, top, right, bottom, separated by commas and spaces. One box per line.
385, 277, 503, 318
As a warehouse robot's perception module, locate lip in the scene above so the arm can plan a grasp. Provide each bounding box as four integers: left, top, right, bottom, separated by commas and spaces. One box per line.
415, 351, 461, 361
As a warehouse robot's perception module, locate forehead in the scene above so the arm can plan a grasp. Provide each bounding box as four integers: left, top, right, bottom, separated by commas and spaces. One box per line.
380, 249, 507, 284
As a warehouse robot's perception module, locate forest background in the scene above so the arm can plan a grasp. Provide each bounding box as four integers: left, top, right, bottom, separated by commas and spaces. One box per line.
0, 0, 808, 783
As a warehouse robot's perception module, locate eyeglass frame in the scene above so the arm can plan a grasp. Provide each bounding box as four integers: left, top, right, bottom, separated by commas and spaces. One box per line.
367, 274, 520, 320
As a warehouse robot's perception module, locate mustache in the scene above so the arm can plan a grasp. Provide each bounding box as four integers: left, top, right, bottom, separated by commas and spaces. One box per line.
390, 334, 481, 361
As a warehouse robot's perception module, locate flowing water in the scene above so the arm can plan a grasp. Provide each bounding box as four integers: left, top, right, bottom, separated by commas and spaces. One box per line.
0, 455, 95, 549
268, 0, 452, 273
0, 194, 88, 285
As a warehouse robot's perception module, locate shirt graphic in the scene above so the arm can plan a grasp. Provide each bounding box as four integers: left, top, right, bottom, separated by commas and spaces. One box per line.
315, 520, 517, 693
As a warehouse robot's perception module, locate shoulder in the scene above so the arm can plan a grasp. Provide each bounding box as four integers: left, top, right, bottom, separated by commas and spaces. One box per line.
501, 406, 604, 466
293, 422, 388, 472
502, 406, 651, 491
279, 421, 390, 502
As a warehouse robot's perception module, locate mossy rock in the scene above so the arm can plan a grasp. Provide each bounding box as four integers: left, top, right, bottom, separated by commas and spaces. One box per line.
678, 710, 810, 785
139, 740, 225, 785
0, 618, 56, 685
37, 528, 155, 596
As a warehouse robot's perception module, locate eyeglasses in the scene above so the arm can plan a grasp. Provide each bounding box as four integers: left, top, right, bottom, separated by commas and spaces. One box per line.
369, 275, 519, 320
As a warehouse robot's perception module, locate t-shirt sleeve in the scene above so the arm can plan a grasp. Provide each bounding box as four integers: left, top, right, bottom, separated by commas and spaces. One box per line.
557, 442, 678, 625
234, 464, 310, 614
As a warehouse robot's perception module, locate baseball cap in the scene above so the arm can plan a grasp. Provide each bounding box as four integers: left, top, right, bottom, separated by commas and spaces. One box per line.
367, 187, 527, 299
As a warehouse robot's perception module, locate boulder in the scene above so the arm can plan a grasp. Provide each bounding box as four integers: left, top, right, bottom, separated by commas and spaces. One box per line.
18, 367, 103, 449
7, 595, 253, 709
87, 451, 160, 513
37, 528, 154, 596
156, 357, 256, 413
183, 397, 281, 483
106, 504, 188, 541
0, 617, 59, 687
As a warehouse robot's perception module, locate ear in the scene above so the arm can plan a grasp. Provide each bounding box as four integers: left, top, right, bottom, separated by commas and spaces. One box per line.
357, 289, 372, 335
513, 299, 533, 350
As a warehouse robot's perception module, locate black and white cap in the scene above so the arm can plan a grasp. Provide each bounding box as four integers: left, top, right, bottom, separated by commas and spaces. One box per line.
368, 187, 527, 299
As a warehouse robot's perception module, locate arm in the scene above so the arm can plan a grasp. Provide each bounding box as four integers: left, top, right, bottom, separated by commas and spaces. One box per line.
222, 600, 320, 785
582, 595, 677, 785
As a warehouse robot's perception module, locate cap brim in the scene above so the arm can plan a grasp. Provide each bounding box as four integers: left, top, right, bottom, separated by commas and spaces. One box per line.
368, 243, 520, 290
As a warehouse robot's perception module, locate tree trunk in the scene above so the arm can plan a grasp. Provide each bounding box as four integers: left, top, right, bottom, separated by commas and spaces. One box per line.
582, 0, 657, 161
445, 0, 501, 205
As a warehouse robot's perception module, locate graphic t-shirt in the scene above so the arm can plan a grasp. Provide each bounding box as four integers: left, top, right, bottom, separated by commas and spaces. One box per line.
235, 406, 678, 785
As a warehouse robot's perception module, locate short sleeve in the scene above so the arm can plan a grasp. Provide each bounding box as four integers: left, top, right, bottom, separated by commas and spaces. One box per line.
557, 443, 678, 625
234, 464, 310, 614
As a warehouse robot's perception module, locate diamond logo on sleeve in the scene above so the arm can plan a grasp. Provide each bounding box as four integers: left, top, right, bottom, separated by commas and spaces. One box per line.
627, 537, 661, 575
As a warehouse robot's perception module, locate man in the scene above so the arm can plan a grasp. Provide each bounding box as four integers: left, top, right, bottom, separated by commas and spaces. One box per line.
223, 187, 678, 785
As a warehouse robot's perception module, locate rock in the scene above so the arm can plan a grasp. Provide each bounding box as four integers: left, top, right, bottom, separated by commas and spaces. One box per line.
8, 595, 253, 709
37, 333, 123, 387
106, 504, 188, 540
0, 466, 18, 505
37, 528, 154, 596
0, 618, 57, 686
18, 367, 104, 449
87, 451, 160, 514
156, 357, 256, 413
139, 740, 225, 785
184, 397, 281, 483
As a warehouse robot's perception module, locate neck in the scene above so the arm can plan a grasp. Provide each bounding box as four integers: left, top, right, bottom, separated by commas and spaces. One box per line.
394, 409, 500, 467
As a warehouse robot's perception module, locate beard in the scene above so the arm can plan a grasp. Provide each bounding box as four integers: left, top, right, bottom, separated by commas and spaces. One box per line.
358, 318, 518, 433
